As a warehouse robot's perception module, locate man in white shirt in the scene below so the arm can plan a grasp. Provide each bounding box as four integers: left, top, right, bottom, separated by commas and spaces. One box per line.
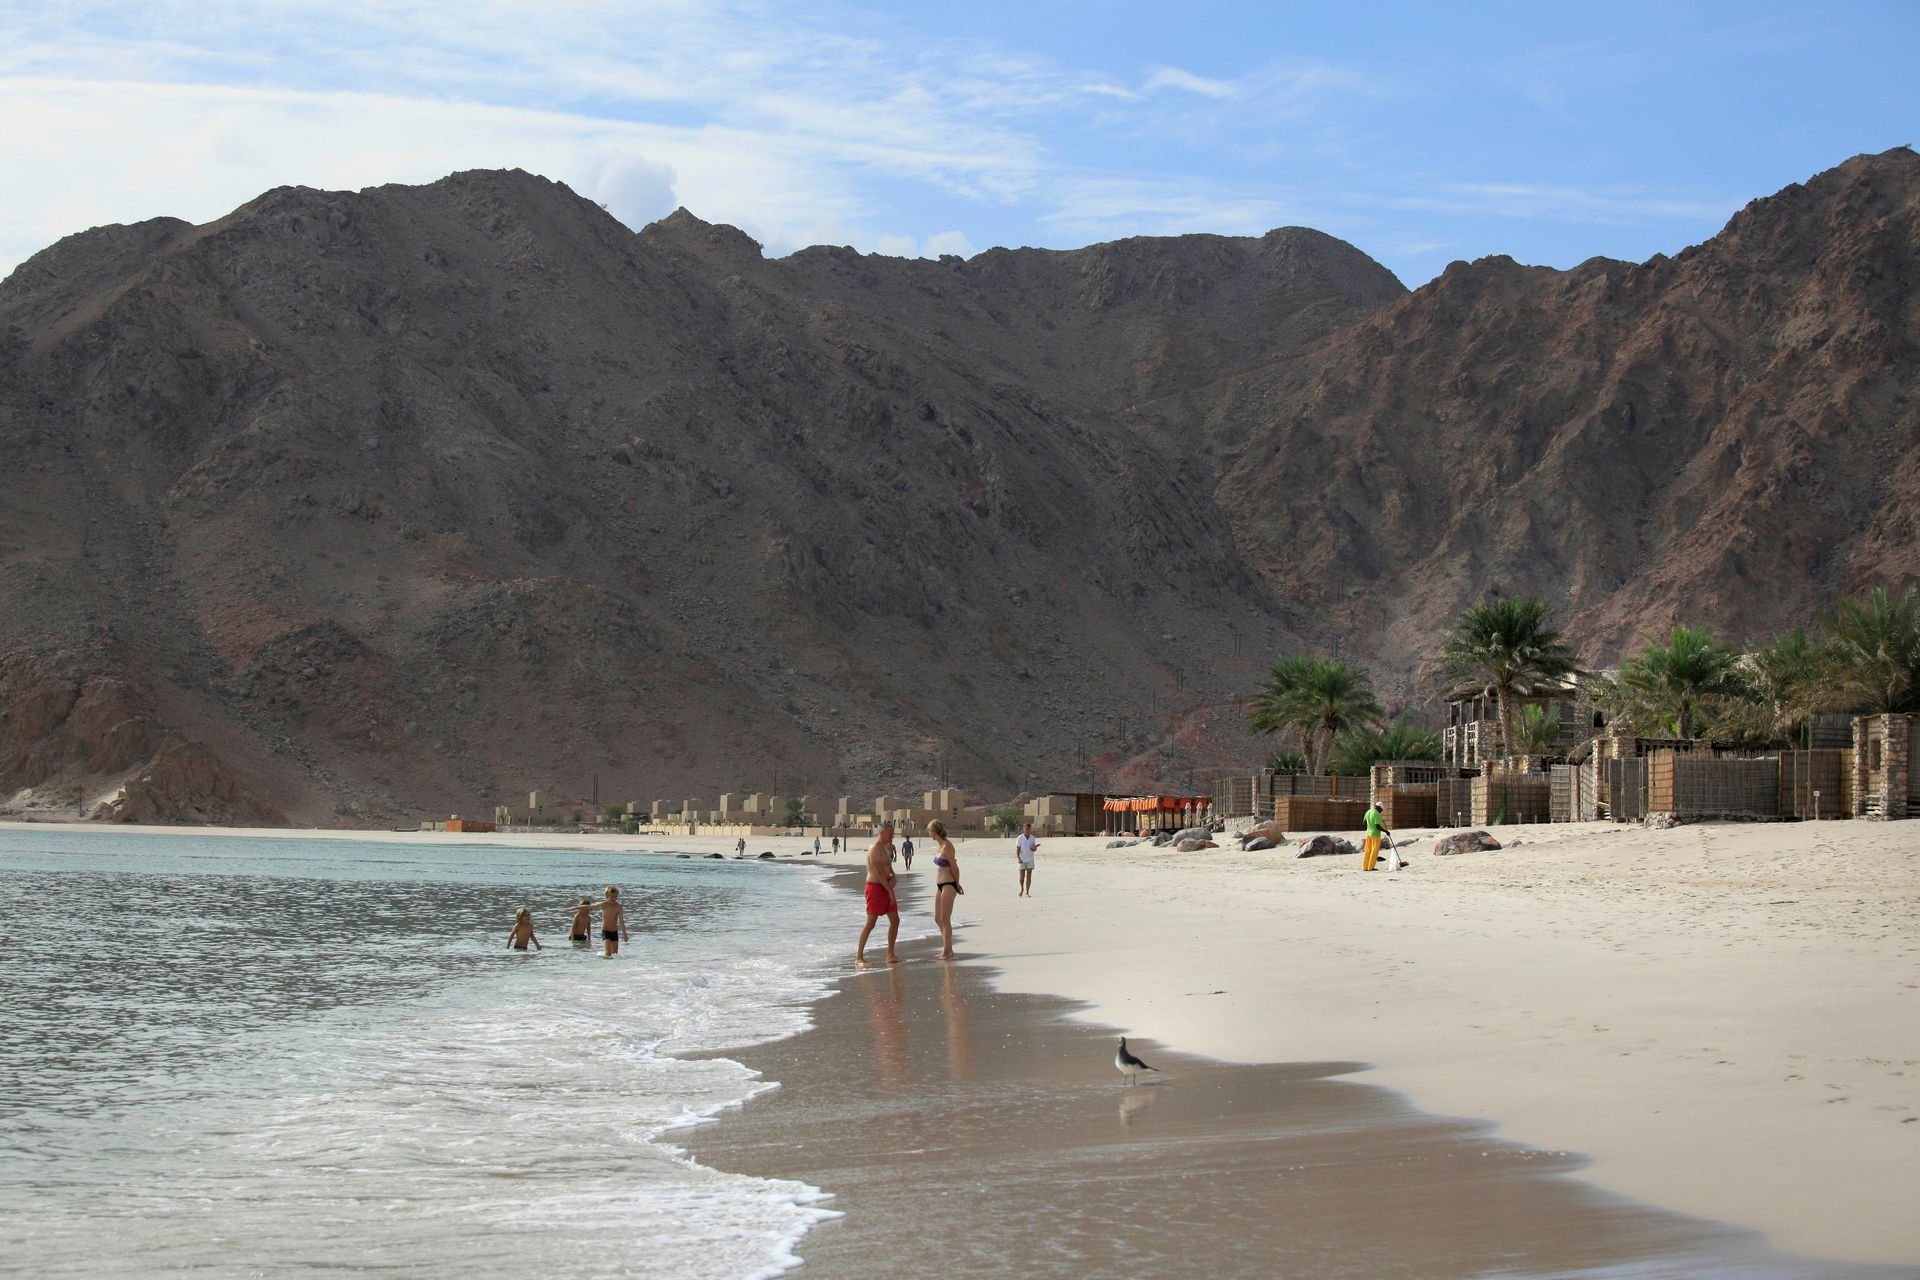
1015, 822, 1039, 897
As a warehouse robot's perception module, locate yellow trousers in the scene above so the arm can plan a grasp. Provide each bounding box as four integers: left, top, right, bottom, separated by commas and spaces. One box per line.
1362, 835, 1382, 870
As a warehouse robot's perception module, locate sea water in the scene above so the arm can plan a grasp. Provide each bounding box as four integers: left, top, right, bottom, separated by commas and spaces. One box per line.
0, 829, 862, 1278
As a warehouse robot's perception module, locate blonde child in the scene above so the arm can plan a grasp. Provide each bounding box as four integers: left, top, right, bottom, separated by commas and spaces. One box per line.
506, 907, 543, 951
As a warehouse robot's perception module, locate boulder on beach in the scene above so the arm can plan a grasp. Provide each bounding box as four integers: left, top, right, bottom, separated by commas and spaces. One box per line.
757, 851, 776, 859
1433, 829, 1502, 856
1295, 834, 1356, 859
1243, 836, 1276, 851
1106, 838, 1141, 848
1243, 820, 1285, 843
1175, 837, 1217, 852
1645, 813, 1683, 830
1171, 825, 1210, 844
705, 852, 726, 859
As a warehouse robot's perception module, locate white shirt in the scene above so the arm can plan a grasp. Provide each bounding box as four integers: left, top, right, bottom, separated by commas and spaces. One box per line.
1015, 833, 1038, 864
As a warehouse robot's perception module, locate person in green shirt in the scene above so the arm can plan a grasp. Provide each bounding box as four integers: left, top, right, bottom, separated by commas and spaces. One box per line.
1362, 802, 1390, 871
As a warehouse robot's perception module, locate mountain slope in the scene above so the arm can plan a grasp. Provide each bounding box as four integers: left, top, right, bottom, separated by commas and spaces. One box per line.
1214, 146, 1920, 666
0, 170, 1401, 823
2, 149, 1915, 825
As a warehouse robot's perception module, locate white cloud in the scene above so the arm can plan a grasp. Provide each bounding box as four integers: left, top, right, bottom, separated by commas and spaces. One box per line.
577, 156, 680, 229
922, 230, 975, 259
1144, 66, 1238, 99
1375, 180, 1737, 225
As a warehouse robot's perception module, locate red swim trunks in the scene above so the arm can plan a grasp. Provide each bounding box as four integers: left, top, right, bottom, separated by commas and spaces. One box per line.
864, 882, 896, 916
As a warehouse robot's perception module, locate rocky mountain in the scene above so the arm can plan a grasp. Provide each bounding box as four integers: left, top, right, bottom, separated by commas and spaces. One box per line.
1213, 147, 1920, 659
1, 148, 1914, 825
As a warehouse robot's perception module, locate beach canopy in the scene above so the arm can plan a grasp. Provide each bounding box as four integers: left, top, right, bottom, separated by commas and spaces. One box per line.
1103, 795, 1210, 812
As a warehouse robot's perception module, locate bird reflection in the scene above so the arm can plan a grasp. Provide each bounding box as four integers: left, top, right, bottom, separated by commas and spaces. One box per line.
1119, 1088, 1158, 1131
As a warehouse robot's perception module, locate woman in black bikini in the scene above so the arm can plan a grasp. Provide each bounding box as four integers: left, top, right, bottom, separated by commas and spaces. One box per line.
928, 819, 961, 960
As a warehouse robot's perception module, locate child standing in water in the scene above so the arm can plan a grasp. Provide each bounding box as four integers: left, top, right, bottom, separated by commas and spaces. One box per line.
593, 886, 629, 957
506, 908, 543, 951
565, 897, 594, 944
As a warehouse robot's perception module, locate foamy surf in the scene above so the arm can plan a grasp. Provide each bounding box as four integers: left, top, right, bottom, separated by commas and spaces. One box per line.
0, 831, 876, 1278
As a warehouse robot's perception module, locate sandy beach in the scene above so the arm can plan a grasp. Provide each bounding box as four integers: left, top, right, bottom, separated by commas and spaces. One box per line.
690, 873, 1891, 1278
12, 816, 1915, 1268
838, 820, 1920, 1267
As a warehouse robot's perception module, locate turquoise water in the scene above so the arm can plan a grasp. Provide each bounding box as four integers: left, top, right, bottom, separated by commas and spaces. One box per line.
0, 830, 857, 1278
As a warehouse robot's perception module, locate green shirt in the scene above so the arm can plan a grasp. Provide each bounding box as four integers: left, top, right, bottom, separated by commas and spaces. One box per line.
1364, 807, 1387, 838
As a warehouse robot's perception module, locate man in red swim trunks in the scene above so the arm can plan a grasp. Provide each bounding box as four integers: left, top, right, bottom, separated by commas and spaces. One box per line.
856, 819, 901, 967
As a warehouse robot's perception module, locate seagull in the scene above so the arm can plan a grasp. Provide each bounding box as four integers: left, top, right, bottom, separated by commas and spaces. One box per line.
1115, 1036, 1158, 1085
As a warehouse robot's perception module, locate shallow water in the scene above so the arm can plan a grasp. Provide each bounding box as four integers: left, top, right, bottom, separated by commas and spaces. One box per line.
0, 830, 859, 1279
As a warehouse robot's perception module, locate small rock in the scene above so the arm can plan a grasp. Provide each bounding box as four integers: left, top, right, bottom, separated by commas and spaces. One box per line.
1296, 834, 1357, 859
1105, 838, 1140, 848
1644, 813, 1682, 830
1433, 829, 1502, 856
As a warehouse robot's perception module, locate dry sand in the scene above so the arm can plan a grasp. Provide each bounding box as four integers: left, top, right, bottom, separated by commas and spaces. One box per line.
12, 816, 1915, 1267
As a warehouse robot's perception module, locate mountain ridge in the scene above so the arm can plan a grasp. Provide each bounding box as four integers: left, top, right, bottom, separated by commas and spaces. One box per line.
1, 149, 1915, 824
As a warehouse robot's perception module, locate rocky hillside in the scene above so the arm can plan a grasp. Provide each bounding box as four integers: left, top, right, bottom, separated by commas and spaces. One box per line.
1213, 147, 1920, 663
1, 148, 1914, 825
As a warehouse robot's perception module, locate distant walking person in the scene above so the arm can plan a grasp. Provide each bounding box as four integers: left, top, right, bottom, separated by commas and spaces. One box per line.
737, 837, 747, 857
901, 836, 915, 870
1362, 802, 1390, 872
1015, 822, 1039, 897
929, 820, 961, 959
857, 820, 901, 966
813, 836, 822, 856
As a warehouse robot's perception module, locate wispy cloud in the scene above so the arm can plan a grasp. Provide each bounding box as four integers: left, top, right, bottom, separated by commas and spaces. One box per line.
1144, 66, 1237, 99
0, 0, 1771, 284
1372, 180, 1738, 225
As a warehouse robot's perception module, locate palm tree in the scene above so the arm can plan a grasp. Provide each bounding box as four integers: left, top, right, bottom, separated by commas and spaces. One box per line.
1247, 655, 1314, 738
1825, 586, 1920, 714
1245, 655, 1382, 775
1266, 750, 1309, 775
1435, 597, 1582, 759
1744, 628, 1841, 743
1293, 658, 1384, 774
1617, 625, 1748, 739
1326, 716, 1441, 776
1508, 703, 1563, 756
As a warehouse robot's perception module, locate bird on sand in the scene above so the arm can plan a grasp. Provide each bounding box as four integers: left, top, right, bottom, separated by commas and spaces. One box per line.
1115, 1036, 1158, 1085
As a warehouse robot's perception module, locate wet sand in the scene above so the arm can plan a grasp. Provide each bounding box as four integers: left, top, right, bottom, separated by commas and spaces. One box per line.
687, 875, 1904, 1279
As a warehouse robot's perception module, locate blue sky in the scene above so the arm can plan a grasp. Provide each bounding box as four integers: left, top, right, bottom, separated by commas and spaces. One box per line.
1, 1, 1915, 284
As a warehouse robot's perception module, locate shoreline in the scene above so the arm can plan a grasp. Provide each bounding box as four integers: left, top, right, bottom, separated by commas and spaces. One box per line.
10, 817, 1917, 1265
689, 869, 1897, 1278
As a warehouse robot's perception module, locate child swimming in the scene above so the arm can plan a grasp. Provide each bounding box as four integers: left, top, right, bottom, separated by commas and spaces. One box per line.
506, 907, 543, 951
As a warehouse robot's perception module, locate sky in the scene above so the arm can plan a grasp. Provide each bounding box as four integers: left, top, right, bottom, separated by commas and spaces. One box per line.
1, 1, 1916, 286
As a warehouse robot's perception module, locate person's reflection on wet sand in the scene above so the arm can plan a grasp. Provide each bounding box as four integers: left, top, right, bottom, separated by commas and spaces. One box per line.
861, 963, 911, 1086
940, 957, 971, 1082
